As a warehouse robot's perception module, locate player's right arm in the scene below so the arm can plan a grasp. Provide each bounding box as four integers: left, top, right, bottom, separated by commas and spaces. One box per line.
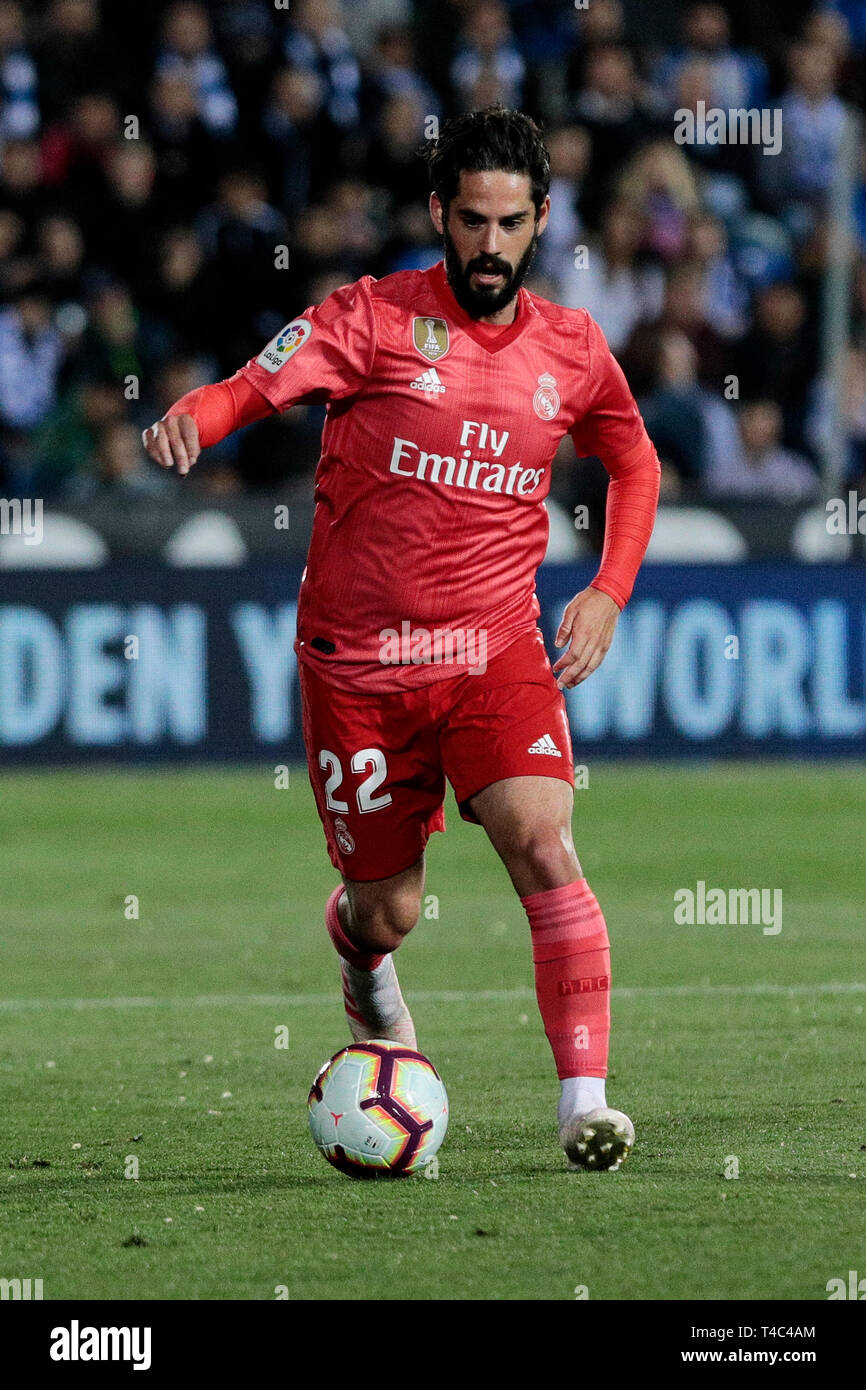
142, 374, 273, 475
142, 276, 378, 475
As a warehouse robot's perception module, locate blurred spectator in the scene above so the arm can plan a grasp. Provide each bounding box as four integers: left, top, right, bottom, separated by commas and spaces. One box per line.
508, 0, 582, 96
141, 225, 221, 360
77, 281, 171, 412
63, 418, 174, 501
195, 170, 290, 367
621, 257, 733, 395
669, 57, 759, 189
653, 3, 768, 112
156, 1, 239, 136
0, 282, 64, 492
805, 8, 854, 68
35, 214, 86, 304
639, 329, 709, 484
36, 0, 127, 125
31, 376, 122, 495
0, 284, 63, 428
368, 23, 439, 115
340, 0, 411, 60
85, 141, 168, 289
0, 0, 38, 138
284, 0, 361, 130
537, 124, 590, 281
208, 0, 279, 130
565, 0, 627, 105
0, 206, 27, 296
572, 46, 662, 225
686, 212, 749, 339
148, 70, 221, 217
324, 178, 387, 265
451, 1, 526, 113
771, 41, 848, 212
824, 1, 866, 52
560, 199, 665, 353
576, 0, 626, 48
705, 399, 820, 500
0, 138, 54, 227
735, 281, 820, 450
362, 92, 431, 206
262, 66, 339, 212
617, 141, 701, 263
40, 91, 121, 204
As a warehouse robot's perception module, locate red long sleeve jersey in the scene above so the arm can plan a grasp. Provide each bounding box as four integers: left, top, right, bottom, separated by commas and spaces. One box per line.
238, 260, 658, 693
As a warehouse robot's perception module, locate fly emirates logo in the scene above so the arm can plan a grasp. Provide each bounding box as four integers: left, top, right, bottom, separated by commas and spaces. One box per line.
389, 420, 546, 498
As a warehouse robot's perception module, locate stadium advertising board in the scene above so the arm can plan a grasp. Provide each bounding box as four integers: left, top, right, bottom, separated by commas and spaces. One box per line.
0, 563, 863, 762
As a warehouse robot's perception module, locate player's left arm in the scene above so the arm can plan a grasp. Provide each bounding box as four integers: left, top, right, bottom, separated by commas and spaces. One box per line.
553, 319, 661, 690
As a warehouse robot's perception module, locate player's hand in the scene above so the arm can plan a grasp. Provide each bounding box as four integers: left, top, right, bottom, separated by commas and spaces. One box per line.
553, 586, 620, 690
141, 414, 200, 477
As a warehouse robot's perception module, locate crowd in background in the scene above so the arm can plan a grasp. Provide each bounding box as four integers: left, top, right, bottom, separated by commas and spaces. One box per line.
1, 0, 865, 512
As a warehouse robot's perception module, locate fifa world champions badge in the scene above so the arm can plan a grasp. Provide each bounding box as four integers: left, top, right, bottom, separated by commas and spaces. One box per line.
533, 373, 561, 421
413, 316, 450, 362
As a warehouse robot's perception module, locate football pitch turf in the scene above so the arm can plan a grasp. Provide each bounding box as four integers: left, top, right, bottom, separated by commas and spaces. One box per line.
0, 764, 862, 1302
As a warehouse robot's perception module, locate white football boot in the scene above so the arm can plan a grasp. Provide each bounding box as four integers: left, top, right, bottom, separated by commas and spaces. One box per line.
559, 1107, 635, 1172
339, 956, 418, 1048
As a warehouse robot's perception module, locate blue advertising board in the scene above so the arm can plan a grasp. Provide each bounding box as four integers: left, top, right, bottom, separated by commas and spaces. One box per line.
0, 563, 863, 762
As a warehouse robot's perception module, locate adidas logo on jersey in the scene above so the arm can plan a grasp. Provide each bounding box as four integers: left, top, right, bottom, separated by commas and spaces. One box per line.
528, 733, 562, 757
410, 368, 446, 395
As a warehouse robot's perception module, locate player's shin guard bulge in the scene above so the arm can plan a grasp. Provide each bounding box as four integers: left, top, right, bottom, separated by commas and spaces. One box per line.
522, 879, 611, 1082
324, 886, 417, 1048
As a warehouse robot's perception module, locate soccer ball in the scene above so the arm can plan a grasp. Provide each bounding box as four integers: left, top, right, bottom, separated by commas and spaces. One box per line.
307, 1040, 449, 1177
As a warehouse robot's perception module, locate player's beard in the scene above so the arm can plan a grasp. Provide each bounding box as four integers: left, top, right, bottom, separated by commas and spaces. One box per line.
442, 224, 539, 320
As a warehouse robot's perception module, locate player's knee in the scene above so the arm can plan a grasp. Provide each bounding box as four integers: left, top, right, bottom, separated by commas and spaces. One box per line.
510, 825, 581, 892
346, 891, 420, 954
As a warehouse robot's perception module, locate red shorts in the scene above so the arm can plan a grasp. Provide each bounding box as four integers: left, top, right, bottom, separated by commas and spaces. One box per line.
299, 628, 575, 881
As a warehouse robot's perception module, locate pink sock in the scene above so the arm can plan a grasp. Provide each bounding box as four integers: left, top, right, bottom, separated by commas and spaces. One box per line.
521, 879, 611, 1080
324, 885, 384, 972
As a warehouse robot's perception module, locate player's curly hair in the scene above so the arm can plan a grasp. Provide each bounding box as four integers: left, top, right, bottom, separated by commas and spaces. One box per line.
423, 106, 551, 215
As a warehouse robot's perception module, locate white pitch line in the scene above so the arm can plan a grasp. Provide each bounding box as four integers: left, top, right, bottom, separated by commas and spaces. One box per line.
0, 982, 863, 1013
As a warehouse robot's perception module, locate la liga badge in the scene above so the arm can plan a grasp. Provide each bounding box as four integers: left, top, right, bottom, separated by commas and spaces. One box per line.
257, 318, 312, 374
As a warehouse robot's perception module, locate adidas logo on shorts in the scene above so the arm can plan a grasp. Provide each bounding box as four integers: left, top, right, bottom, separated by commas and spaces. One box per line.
528, 733, 562, 757
410, 367, 446, 394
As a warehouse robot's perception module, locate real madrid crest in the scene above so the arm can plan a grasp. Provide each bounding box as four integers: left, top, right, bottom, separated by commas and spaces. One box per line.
533, 373, 561, 421
413, 316, 450, 363
333, 816, 355, 855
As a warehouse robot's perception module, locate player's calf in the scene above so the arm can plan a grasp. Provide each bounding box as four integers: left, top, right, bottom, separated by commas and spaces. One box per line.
340, 878, 421, 955
520, 877, 634, 1170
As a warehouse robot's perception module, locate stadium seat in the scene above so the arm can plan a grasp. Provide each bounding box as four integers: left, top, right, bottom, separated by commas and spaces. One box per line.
0, 512, 108, 568
791, 505, 854, 562
645, 507, 748, 562
164, 511, 249, 566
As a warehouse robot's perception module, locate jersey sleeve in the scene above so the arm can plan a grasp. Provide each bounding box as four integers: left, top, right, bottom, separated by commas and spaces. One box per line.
238, 275, 377, 411
569, 313, 646, 461
569, 314, 660, 609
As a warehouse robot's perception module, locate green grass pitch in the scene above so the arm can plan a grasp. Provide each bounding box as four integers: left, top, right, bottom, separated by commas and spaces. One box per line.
0, 764, 863, 1301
